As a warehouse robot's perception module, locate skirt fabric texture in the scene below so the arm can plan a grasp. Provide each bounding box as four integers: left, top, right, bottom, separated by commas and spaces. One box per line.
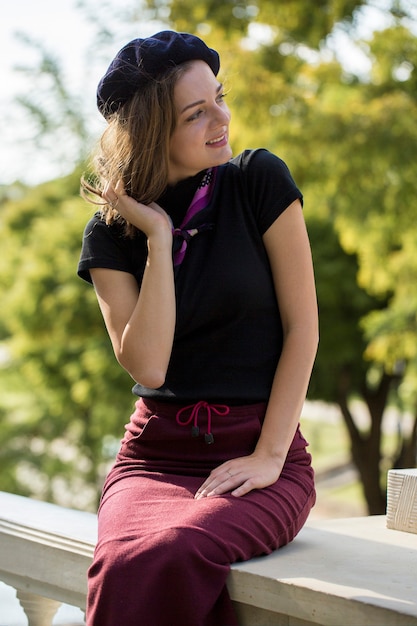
87, 398, 316, 626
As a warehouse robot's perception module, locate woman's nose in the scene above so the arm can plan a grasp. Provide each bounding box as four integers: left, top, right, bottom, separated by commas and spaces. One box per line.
213, 103, 231, 125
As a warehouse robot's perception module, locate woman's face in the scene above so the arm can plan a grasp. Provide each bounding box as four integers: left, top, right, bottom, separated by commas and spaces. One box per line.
168, 60, 232, 184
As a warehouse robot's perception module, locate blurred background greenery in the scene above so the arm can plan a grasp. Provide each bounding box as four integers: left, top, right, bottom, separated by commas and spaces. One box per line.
0, 0, 416, 518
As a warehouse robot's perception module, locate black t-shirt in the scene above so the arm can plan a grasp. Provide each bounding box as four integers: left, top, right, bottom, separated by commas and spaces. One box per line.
78, 149, 302, 403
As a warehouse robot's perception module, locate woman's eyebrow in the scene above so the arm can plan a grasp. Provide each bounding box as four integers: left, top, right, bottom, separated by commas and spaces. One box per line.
180, 83, 223, 114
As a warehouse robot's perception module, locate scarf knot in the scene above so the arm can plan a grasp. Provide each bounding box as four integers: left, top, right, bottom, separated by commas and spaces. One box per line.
172, 168, 217, 267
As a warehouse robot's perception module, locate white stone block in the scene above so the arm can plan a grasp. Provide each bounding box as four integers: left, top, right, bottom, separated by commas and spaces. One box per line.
387, 468, 417, 534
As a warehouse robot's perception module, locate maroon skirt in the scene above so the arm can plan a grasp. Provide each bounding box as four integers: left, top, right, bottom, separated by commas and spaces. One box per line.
87, 399, 316, 626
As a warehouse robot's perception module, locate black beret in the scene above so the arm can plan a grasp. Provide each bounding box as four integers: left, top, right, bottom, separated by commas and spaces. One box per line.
97, 30, 220, 118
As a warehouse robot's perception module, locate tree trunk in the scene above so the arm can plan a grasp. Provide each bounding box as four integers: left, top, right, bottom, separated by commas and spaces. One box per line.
394, 409, 417, 469
337, 371, 393, 515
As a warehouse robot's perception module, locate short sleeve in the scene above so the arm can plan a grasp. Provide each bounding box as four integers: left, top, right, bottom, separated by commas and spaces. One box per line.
77, 212, 147, 285
237, 149, 303, 235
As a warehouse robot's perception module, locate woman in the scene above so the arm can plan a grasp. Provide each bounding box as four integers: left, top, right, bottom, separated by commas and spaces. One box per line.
78, 30, 318, 626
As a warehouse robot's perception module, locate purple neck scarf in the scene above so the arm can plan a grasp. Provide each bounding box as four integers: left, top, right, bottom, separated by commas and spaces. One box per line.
172, 167, 217, 267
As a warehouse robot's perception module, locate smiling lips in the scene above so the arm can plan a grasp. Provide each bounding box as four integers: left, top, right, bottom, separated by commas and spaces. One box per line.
206, 133, 227, 146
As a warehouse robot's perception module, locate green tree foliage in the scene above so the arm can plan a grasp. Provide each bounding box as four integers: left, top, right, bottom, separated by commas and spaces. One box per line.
2, 0, 416, 513
325, 22, 417, 508
0, 173, 134, 509
308, 217, 397, 514
145, 0, 368, 44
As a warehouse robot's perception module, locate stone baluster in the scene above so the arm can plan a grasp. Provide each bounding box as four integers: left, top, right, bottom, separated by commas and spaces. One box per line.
16, 589, 62, 626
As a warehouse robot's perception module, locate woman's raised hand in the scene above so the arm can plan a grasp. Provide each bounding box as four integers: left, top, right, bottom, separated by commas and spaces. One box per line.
102, 180, 173, 240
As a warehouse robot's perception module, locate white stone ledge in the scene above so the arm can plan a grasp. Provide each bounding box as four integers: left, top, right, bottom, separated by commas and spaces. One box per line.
0, 494, 95, 610
1, 491, 416, 626
229, 515, 417, 625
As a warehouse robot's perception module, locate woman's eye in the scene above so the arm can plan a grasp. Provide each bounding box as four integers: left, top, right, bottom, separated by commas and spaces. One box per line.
187, 109, 203, 122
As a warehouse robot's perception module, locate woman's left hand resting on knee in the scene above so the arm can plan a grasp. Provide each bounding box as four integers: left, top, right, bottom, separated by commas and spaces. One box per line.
195, 452, 283, 499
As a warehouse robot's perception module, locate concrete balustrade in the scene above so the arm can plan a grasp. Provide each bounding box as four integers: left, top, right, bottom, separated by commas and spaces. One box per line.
1, 490, 416, 626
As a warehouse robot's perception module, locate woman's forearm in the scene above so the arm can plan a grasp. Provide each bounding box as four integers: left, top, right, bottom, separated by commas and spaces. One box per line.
254, 321, 319, 466
118, 232, 176, 388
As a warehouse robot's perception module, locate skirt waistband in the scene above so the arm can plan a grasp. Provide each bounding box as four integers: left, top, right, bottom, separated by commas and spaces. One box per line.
140, 398, 267, 446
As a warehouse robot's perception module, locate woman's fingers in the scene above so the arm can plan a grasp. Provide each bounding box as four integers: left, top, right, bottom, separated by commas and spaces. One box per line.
101, 182, 172, 236
102, 181, 118, 205
195, 468, 237, 499
194, 455, 282, 500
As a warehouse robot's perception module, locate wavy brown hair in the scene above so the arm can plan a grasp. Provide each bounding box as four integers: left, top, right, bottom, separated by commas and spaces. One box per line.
81, 62, 191, 236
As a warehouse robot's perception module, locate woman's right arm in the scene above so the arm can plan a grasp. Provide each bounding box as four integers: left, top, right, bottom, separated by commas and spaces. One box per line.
90, 191, 175, 389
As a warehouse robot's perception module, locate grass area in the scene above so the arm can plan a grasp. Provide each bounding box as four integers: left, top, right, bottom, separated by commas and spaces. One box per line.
313, 479, 368, 519
300, 415, 351, 472
300, 409, 367, 518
